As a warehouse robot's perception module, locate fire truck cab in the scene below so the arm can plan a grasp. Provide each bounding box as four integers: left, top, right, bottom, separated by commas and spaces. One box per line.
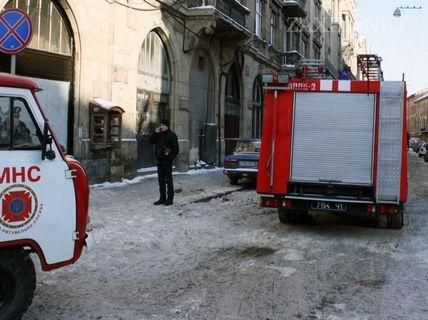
257, 56, 408, 228
0, 73, 90, 320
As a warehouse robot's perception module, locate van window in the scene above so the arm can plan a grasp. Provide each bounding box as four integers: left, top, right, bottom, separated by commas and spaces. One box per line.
0, 97, 42, 150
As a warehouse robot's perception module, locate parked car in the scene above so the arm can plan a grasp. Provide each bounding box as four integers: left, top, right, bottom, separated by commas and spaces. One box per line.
223, 138, 261, 185
424, 151, 428, 162
418, 143, 427, 157
409, 137, 420, 149
413, 140, 425, 153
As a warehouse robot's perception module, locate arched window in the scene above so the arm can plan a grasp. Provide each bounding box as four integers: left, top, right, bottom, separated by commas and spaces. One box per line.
138, 30, 171, 87
4, 0, 72, 56
1, 0, 75, 152
136, 30, 172, 168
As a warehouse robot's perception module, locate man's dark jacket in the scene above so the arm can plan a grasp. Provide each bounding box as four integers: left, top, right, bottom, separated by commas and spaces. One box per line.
149, 129, 179, 162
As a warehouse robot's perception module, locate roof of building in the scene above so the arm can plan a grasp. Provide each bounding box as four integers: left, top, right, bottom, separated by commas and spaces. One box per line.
414, 92, 428, 103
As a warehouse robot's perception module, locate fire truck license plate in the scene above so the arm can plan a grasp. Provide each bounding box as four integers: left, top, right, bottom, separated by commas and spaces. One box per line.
311, 201, 347, 212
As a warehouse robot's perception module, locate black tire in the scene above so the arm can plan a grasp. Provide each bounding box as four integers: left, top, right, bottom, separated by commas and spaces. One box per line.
278, 207, 291, 224
229, 176, 239, 185
388, 210, 404, 229
376, 210, 404, 229
278, 208, 308, 224
0, 248, 36, 320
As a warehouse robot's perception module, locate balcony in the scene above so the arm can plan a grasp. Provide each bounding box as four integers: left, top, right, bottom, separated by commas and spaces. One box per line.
281, 50, 305, 68
182, 0, 251, 40
281, 0, 307, 18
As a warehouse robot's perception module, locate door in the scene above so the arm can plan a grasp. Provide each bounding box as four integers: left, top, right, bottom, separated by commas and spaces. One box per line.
224, 64, 241, 155
291, 92, 376, 185
0, 89, 76, 264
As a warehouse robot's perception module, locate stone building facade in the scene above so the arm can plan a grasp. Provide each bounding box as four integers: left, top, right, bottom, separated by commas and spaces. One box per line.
408, 89, 428, 141
0, 0, 370, 182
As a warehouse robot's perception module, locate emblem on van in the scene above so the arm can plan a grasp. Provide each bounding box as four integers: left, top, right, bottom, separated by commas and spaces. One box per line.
0, 184, 40, 231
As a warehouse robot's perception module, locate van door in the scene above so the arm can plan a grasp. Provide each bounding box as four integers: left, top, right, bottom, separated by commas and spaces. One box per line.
0, 89, 77, 265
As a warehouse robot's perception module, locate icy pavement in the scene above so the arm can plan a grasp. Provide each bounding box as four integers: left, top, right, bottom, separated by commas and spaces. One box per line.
24, 153, 428, 320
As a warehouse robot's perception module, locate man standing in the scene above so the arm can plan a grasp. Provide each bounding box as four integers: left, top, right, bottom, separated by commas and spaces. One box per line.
149, 119, 179, 206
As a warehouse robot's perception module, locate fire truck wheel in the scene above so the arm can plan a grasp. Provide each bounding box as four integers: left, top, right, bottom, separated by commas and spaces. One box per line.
278, 208, 308, 224
0, 248, 36, 320
388, 210, 404, 229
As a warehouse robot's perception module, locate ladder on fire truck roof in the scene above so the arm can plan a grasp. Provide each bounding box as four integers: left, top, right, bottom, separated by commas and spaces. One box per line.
281, 51, 339, 80
357, 54, 384, 81
299, 59, 339, 80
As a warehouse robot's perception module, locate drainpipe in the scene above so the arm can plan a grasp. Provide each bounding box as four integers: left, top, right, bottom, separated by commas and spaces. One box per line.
218, 41, 225, 166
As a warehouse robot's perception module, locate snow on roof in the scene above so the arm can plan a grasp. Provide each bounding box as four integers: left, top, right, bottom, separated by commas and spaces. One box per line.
414, 93, 428, 103
91, 98, 125, 112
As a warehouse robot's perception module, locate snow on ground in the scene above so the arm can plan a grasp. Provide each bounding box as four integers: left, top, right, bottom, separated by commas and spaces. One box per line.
91, 167, 224, 189
24, 153, 428, 320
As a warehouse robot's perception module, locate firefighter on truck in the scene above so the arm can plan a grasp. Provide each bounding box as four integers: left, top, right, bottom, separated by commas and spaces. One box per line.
257, 55, 408, 229
0, 73, 91, 320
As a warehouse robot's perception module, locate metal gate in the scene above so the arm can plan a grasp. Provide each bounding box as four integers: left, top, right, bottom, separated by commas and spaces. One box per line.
291, 92, 376, 185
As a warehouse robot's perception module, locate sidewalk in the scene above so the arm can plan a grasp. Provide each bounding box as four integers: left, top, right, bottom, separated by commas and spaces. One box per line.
90, 165, 244, 207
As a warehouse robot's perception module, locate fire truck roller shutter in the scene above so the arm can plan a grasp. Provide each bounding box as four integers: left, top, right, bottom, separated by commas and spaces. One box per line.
291, 92, 376, 185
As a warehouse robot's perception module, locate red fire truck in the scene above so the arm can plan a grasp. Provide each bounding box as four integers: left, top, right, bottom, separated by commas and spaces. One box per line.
257, 56, 408, 228
0, 73, 91, 320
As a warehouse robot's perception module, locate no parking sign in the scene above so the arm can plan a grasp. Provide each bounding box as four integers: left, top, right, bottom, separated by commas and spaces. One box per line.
0, 8, 33, 54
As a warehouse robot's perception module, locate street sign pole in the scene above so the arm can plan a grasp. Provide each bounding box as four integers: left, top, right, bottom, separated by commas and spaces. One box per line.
0, 8, 33, 74
10, 55, 16, 74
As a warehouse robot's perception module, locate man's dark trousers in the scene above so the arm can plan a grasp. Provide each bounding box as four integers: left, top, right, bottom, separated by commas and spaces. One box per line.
157, 160, 173, 202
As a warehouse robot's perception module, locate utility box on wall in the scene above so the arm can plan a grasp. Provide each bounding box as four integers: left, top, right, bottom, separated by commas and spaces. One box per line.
89, 98, 125, 150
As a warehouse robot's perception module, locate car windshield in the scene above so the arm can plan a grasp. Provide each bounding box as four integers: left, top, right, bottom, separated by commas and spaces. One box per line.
234, 140, 261, 153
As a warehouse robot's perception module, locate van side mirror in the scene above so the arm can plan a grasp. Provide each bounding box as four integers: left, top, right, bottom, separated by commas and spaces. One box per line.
42, 121, 56, 160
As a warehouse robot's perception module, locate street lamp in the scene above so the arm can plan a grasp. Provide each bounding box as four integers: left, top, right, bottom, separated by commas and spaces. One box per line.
393, 5, 422, 17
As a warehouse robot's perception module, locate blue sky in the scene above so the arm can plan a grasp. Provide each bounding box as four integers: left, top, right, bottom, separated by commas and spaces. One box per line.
358, 0, 427, 94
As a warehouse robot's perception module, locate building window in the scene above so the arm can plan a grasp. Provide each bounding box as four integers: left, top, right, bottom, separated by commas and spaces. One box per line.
255, 0, 263, 37
292, 25, 301, 51
302, 35, 309, 58
342, 14, 347, 39
313, 44, 321, 59
252, 77, 263, 138
314, 0, 321, 22
138, 31, 171, 84
5, 0, 72, 56
282, 21, 288, 52
270, 11, 277, 47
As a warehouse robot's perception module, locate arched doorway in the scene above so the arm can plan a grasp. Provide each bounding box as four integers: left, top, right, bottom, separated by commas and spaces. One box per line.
0, 0, 75, 152
224, 63, 241, 155
252, 76, 263, 138
136, 30, 171, 168
189, 50, 215, 163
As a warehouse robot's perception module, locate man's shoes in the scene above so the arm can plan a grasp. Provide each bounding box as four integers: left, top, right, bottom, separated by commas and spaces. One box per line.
154, 199, 166, 205
164, 200, 173, 206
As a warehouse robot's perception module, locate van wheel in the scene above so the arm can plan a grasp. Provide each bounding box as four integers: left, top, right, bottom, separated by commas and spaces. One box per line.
278, 208, 308, 224
0, 248, 36, 320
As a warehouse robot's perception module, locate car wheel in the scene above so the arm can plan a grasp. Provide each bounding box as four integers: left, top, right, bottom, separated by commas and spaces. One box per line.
0, 248, 36, 320
229, 176, 239, 185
